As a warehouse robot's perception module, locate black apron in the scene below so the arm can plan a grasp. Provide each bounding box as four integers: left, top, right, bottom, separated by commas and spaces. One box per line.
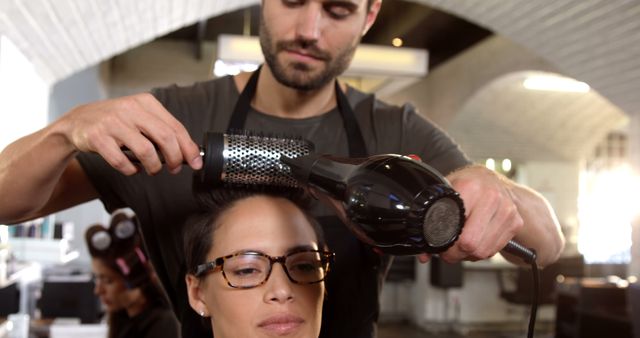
228, 68, 384, 338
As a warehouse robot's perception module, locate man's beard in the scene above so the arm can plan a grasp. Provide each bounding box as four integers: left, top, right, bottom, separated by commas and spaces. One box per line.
259, 20, 358, 91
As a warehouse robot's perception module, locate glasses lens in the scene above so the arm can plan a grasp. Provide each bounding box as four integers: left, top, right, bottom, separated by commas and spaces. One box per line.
286, 251, 327, 283
223, 254, 269, 288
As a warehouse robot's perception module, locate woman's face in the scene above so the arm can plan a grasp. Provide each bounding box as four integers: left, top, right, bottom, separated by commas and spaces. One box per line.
91, 258, 141, 313
189, 195, 325, 338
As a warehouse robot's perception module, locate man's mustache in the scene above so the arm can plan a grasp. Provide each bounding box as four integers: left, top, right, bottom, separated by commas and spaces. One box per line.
276, 39, 331, 61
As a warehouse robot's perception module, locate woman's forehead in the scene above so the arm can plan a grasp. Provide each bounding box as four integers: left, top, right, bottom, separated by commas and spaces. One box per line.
91, 258, 118, 275
211, 195, 318, 255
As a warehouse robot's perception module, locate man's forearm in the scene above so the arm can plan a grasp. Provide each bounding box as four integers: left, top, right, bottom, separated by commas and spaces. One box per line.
508, 182, 565, 267
0, 124, 78, 223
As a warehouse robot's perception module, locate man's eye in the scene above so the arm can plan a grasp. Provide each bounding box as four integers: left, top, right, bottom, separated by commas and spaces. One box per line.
325, 4, 354, 19
282, 0, 304, 7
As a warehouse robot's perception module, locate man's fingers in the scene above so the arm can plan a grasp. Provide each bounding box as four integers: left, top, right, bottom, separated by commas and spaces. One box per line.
94, 138, 139, 176
112, 127, 165, 175
176, 123, 202, 170
137, 94, 202, 171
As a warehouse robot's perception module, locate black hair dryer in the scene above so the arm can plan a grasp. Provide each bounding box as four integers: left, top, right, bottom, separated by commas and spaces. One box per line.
281, 153, 536, 262
281, 153, 466, 255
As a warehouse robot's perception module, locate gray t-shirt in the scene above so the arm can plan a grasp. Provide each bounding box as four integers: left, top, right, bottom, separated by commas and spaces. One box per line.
77, 75, 470, 337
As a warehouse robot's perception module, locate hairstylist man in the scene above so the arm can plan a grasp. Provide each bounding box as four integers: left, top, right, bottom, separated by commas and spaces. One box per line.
0, 1, 564, 337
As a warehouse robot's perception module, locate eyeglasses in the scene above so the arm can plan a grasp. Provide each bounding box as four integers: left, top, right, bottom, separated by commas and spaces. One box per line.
194, 249, 335, 289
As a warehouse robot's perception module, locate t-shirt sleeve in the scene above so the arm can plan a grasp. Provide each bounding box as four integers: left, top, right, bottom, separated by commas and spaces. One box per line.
75, 153, 128, 213
398, 103, 472, 175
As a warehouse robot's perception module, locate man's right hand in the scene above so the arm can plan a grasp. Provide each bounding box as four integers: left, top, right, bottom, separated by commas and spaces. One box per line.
57, 93, 202, 175
0, 92, 203, 224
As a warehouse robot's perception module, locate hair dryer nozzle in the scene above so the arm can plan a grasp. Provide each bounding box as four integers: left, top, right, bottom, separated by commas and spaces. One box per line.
279, 154, 318, 185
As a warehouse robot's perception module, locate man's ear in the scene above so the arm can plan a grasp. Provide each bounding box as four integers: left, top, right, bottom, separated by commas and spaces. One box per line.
362, 0, 382, 36
185, 275, 209, 317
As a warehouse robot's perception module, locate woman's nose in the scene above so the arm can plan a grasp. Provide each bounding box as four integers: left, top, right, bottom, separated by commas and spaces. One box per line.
263, 264, 294, 304
94, 282, 103, 295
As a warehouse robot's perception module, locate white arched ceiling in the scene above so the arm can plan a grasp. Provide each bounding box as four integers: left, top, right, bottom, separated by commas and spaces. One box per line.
449, 71, 627, 162
2, 0, 638, 115
411, 0, 640, 117
0, 0, 260, 84
388, 34, 629, 162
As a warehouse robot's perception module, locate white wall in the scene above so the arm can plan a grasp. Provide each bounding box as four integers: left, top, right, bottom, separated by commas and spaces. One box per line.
48, 64, 112, 265
109, 40, 216, 97
628, 115, 640, 277
0, 36, 49, 151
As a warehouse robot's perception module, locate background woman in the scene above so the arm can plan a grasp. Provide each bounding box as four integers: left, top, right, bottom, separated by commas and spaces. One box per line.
85, 210, 181, 338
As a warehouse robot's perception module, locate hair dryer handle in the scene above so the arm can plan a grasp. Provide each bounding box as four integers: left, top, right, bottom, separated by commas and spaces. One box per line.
502, 240, 537, 264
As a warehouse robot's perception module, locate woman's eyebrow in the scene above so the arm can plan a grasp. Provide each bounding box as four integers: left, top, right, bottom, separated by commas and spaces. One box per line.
223, 244, 318, 257
286, 244, 318, 254
227, 249, 264, 256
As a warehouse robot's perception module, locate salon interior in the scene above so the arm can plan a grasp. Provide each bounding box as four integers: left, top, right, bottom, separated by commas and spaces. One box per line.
1, 1, 639, 337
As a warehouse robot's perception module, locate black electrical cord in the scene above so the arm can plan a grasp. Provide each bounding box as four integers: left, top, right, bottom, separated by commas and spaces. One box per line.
527, 258, 539, 338
502, 241, 539, 338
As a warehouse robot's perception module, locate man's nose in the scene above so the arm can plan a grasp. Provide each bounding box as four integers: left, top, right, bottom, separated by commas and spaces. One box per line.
263, 264, 294, 304
295, 3, 323, 41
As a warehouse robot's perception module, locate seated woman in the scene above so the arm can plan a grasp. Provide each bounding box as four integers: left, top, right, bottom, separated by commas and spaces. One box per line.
184, 187, 334, 338
85, 210, 181, 338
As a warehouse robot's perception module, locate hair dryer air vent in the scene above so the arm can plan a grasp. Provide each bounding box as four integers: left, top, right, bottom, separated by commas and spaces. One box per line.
423, 196, 463, 247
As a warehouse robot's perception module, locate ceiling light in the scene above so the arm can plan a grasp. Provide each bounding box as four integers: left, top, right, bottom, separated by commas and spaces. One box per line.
501, 158, 512, 172
485, 158, 496, 171
523, 75, 590, 93
392, 38, 403, 47
214, 34, 428, 82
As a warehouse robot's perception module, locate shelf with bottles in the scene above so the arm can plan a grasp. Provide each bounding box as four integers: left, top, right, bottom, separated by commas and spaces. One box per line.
1, 215, 78, 266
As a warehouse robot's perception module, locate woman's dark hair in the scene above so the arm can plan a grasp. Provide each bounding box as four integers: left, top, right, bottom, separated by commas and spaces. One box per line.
85, 212, 152, 288
183, 186, 326, 278
107, 273, 171, 338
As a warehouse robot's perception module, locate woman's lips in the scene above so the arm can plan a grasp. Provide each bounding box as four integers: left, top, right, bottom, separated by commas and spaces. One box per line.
258, 314, 305, 335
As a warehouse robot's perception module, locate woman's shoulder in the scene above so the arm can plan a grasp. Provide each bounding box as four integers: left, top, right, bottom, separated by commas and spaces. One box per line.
137, 306, 181, 338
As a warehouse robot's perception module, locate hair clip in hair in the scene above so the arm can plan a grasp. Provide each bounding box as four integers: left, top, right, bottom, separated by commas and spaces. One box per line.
114, 219, 136, 240
90, 229, 112, 251
116, 257, 131, 276
134, 247, 147, 264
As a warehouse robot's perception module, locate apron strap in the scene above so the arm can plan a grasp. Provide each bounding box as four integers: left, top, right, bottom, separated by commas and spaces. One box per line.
335, 80, 368, 158
227, 66, 368, 157
227, 65, 261, 132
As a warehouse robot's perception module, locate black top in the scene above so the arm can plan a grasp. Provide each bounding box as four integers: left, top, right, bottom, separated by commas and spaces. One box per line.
112, 306, 180, 338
